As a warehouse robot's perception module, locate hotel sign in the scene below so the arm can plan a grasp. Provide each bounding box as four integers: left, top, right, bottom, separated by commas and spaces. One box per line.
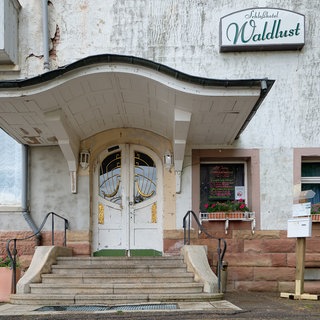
220, 8, 305, 52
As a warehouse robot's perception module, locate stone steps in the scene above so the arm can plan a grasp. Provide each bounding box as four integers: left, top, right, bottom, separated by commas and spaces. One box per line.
11, 255, 223, 305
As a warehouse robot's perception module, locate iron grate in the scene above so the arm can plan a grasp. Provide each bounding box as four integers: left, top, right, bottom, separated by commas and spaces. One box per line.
36, 303, 177, 312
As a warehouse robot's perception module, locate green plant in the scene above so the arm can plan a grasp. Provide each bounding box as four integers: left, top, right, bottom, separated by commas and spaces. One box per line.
203, 199, 250, 212
0, 255, 12, 268
0, 254, 19, 268
311, 203, 320, 214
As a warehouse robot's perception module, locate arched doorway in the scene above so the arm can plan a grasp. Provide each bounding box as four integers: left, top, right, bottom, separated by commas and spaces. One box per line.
93, 144, 163, 255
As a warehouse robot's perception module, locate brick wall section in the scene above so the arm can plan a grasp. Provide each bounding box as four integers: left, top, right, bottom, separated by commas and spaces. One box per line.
2, 223, 320, 293
0, 231, 38, 272
0, 230, 91, 272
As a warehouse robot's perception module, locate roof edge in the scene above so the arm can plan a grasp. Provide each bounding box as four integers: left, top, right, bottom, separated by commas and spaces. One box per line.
0, 54, 275, 90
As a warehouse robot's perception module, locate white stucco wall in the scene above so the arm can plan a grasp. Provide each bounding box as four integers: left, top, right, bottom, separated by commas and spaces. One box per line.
30, 147, 90, 231
3, 0, 320, 230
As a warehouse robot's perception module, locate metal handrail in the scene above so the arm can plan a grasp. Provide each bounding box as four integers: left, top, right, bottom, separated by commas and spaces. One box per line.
183, 210, 227, 293
6, 211, 69, 294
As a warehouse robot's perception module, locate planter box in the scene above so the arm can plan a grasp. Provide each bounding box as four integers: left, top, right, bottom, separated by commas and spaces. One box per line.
312, 214, 320, 222
202, 212, 254, 220
0, 267, 20, 302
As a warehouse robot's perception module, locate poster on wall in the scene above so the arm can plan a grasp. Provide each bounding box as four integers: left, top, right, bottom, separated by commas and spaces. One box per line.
220, 7, 305, 52
235, 186, 246, 200
203, 164, 244, 201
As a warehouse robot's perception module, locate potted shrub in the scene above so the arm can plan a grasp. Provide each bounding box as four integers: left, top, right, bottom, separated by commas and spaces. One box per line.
0, 255, 20, 302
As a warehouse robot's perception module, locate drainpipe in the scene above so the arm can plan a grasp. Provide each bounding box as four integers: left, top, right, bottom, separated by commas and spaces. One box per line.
21, 145, 41, 245
42, 0, 50, 71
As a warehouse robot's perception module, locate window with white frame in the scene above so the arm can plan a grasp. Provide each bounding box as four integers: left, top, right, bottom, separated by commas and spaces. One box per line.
301, 161, 320, 205
200, 162, 247, 212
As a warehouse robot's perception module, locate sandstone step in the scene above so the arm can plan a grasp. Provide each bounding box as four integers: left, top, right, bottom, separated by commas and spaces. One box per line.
51, 264, 188, 274
11, 292, 223, 306
41, 272, 195, 284
57, 256, 184, 265
29, 282, 204, 295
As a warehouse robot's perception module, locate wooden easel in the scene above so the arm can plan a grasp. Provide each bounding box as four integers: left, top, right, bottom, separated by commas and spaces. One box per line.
281, 191, 320, 300
281, 237, 319, 300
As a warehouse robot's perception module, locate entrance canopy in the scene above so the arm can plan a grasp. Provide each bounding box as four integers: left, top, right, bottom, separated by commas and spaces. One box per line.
0, 54, 273, 177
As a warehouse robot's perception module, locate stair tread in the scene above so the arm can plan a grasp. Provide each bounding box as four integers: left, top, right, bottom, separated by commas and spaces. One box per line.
12, 292, 220, 299
52, 264, 186, 268
42, 272, 193, 277
30, 282, 203, 288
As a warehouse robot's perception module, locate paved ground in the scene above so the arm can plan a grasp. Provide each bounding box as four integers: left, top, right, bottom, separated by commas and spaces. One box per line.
0, 292, 319, 319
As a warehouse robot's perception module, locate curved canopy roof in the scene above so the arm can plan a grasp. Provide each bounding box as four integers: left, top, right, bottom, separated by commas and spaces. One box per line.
0, 54, 274, 174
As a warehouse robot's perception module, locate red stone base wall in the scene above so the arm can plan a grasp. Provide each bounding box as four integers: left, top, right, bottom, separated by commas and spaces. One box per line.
164, 222, 320, 293
0, 230, 91, 272
3, 224, 320, 293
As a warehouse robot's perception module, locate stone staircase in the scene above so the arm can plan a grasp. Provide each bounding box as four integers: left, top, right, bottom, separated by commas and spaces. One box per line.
11, 255, 222, 305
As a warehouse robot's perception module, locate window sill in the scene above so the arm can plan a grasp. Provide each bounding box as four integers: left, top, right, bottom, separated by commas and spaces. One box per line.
0, 206, 23, 212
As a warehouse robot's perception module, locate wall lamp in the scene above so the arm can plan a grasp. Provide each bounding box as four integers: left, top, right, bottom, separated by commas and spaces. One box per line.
163, 150, 173, 171
79, 149, 90, 170
261, 79, 268, 92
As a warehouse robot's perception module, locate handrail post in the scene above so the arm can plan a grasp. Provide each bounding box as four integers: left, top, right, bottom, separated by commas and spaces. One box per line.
51, 213, 55, 245
188, 213, 191, 245
64, 220, 67, 246
217, 238, 222, 293
12, 239, 17, 294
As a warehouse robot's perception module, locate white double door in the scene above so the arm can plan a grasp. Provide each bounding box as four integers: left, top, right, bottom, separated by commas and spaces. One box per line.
93, 144, 163, 253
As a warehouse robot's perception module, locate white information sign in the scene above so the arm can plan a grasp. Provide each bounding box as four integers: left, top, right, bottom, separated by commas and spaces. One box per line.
235, 186, 245, 200
287, 217, 312, 238
292, 202, 311, 217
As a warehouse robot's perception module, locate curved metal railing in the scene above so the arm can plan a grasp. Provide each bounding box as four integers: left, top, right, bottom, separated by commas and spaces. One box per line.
183, 210, 227, 293
6, 212, 69, 294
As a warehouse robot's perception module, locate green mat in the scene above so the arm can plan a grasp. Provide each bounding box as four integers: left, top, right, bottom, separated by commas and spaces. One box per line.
93, 249, 162, 257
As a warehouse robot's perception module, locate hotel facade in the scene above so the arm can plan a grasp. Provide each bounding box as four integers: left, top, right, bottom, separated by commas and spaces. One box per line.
0, 0, 320, 292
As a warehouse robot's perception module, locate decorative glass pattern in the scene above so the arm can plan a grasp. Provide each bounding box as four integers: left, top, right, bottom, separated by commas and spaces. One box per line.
99, 151, 122, 204
134, 151, 157, 203
99, 149, 157, 205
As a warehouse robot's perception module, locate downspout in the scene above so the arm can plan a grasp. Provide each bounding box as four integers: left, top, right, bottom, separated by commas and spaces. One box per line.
42, 0, 50, 71
21, 145, 41, 245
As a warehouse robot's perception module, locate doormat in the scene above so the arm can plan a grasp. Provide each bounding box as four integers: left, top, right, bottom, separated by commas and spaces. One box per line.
93, 249, 162, 257
36, 303, 177, 312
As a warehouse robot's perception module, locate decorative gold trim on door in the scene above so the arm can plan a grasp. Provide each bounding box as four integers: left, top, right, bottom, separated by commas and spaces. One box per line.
98, 203, 104, 224
151, 203, 157, 223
